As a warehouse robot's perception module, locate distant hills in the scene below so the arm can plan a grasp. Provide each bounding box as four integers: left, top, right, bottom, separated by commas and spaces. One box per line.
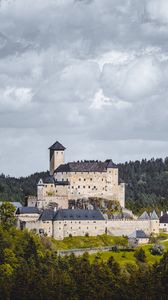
1, 157, 168, 213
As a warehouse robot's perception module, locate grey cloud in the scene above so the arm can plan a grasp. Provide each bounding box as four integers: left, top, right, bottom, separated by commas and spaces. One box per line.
0, 0, 167, 176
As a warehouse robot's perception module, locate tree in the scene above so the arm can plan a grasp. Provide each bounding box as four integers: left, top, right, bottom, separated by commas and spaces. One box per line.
151, 244, 165, 256
0, 202, 16, 230
134, 248, 146, 263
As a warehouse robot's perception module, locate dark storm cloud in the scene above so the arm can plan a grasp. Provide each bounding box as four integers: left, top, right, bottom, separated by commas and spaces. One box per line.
0, 0, 167, 176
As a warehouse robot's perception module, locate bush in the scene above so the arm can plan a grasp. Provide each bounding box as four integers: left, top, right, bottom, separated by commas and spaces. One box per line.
151, 244, 165, 256
134, 248, 146, 262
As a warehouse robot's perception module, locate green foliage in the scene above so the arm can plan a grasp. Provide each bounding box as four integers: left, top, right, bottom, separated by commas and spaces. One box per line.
0, 202, 16, 229
0, 171, 49, 204
151, 244, 165, 256
0, 227, 168, 299
50, 234, 128, 250
134, 248, 146, 263
118, 157, 168, 213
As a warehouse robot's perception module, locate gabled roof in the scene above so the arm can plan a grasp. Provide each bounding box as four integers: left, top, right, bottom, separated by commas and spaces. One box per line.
49, 141, 66, 151
16, 207, 40, 214
39, 209, 55, 221
160, 213, 168, 223
129, 230, 149, 239
55, 159, 117, 173
54, 209, 105, 221
150, 210, 159, 220
42, 176, 70, 186
43, 176, 55, 184
138, 211, 150, 220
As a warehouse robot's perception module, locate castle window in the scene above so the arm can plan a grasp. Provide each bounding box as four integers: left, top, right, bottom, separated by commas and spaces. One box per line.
88, 186, 90, 188
79, 178, 81, 181
90, 178, 92, 181
84, 178, 86, 181
79, 227, 81, 229
95, 227, 97, 229
78, 185, 80, 188
72, 186, 74, 189
102, 179, 103, 181
83, 186, 85, 188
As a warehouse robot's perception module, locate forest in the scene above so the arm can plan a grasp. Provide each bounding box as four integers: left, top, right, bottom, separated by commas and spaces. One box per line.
0, 222, 168, 300
1, 157, 168, 213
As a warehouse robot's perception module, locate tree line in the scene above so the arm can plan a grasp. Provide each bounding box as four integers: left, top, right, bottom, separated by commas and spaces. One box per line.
0, 223, 168, 299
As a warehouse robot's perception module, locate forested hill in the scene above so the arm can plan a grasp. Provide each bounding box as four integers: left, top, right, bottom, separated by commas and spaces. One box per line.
1, 157, 168, 213
118, 158, 168, 213
0, 171, 49, 204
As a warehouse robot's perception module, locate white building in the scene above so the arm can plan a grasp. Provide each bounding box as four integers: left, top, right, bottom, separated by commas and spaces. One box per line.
33, 141, 125, 209
16, 208, 159, 240
159, 212, 168, 232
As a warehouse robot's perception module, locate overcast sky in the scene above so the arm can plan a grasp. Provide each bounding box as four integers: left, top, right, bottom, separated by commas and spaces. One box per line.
0, 0, 168, 177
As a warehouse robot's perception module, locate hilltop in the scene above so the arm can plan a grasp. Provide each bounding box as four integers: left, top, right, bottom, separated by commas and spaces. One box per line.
1, 157, 168, 213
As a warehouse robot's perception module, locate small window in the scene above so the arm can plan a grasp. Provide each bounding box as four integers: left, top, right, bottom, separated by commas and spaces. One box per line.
78, 185, 80, 188
83, 186, 85, 188
79, 178, 81, 181
90, 178, 92, 181
84, 178, 86, 181
88, 186, 90, 188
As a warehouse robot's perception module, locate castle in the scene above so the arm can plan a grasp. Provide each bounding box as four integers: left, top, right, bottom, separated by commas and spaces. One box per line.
28, 141, 125, 209
16, 141, 159, 240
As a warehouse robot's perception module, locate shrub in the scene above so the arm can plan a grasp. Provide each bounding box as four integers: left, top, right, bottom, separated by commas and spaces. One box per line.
150, 244, 165, 256
134, 248, 146, 263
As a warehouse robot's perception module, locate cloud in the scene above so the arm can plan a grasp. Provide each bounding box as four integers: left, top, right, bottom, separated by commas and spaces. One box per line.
146, 0, 168, 24
0, 0, 167, 176
0, 87, 33, 112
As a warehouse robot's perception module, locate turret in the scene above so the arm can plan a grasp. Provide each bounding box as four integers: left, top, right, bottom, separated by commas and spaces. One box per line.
49, 141, 66, 175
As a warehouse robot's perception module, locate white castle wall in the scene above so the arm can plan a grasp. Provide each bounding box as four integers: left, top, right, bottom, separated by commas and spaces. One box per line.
54, 169, 125, 207
107, 219, 159, 236
53, 219, 106, 240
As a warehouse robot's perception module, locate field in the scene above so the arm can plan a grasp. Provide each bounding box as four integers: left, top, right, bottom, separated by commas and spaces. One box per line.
49, 234, 128, 250
46, 233, 168, 266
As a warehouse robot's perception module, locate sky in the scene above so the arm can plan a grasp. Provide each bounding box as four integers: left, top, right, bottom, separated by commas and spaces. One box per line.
0, 0, 168, 177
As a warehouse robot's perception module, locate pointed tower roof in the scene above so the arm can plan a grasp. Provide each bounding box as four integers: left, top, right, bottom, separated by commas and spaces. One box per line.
150, 210, 159, 220
138, 211, 150, 220
37, 179, 44, 186
49, 141, 66, 151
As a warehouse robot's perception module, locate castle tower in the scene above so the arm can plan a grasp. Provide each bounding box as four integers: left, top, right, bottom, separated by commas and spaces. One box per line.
49, 141, 66, 175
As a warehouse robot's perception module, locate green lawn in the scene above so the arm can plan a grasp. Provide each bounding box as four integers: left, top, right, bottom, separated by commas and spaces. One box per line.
50, 234, 128, 250
42, 233, 168, 266
90, 240, 168, 266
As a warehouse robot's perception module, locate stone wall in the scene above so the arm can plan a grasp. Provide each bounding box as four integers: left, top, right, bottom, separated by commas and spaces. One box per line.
107, 219, 159, 236
54, 168, 125, 207
53, 219, 106, 240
